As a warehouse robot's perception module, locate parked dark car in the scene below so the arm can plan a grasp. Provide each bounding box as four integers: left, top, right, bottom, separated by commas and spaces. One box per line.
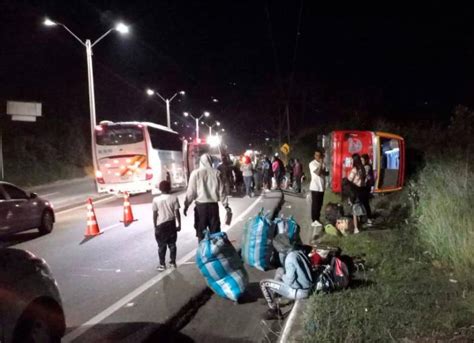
0, 248, 66, 342
0, 182, 55, 237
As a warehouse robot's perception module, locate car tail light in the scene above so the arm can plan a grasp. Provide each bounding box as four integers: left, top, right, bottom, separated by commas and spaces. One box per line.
95, 170, 105, 184
146, 168, 153, 180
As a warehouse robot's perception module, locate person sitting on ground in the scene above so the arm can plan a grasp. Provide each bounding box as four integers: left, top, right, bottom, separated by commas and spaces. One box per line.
259, 234, 314, 320
152, 180, 181, 271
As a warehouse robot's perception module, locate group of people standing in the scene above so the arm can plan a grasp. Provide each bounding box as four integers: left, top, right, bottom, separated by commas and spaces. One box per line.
309, 148, 374, 232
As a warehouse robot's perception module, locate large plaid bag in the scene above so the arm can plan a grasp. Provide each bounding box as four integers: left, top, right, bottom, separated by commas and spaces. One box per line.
196, 231, 248, 301
241, 210, 274, 271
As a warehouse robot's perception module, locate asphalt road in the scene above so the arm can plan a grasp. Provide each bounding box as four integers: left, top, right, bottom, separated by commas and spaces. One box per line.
8, 187, 270, 340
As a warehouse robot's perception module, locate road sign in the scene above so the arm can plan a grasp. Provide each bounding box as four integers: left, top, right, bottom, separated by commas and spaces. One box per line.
6, 101, 42, 122
280, 143, 290, 155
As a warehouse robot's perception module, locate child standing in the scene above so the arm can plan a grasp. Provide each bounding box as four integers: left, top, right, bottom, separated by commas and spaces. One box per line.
152, 180, 181, 271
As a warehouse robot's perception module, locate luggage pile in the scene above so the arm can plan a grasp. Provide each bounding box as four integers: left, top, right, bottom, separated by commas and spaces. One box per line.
196, 231, 248, 302
241, 210, 302, 271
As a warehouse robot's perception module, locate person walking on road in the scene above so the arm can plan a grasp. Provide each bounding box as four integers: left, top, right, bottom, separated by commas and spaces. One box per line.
262, 156, 273, 191
309, 148, 327, 223
241, 155, 254, 197
184, 153, 231, 241
218, 154, 233, 196
260, 234, 313, 320
272, 155, 284, 189
293, 158, 303, 193
152, 180, 181, 271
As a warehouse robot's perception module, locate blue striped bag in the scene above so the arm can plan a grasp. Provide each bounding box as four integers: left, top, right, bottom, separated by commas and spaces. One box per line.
274, 215, 301, 244
196, 231, 248, 302
241, 209, 274, 271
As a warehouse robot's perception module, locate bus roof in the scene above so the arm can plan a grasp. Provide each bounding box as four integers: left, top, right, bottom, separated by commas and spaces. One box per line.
99, 121, 179, 135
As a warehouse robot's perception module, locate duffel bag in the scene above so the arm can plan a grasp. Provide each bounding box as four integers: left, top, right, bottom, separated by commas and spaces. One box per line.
241, 209, 274, 271
196, 231, 248, 301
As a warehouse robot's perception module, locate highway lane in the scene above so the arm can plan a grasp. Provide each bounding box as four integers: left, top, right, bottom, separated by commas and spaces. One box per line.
10, 190, 262, 332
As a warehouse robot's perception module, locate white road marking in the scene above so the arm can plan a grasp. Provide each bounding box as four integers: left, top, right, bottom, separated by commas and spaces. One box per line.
40, 192, 59, 197
63, 194, 264, 342
56, 196, 116, 216
278, 299, 300, 343
99, 223, 122, 233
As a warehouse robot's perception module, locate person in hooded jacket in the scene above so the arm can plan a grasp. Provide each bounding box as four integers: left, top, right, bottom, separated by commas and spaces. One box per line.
259, 234, 314, 320
184, 153, 231, 241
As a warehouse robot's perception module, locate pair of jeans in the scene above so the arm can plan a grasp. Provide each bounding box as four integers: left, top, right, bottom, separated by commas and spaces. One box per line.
294, 176, 302, 193
311, 191, 325, 222
154, 220, 177, 266
243, 176, 253, 196
195, 202, 221, 241
260, 274, 311, 310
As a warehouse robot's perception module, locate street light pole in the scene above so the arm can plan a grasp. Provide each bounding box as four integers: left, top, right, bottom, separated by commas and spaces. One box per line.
85, 40, 96, 149
183, 111, 210, 141
43, 18, 129, 175
146, 89, 185, 128
196, 118, 199, 140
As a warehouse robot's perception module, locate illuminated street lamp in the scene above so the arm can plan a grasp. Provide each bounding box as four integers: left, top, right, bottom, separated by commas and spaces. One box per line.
146, 89, 185, 128
43, 17, 129, 172
183, 111, 210, 140
201, 120, 220, 135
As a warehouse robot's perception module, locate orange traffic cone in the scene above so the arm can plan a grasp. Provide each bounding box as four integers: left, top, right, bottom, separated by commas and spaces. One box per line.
122, 192, 135, 226
85, 198, 101, 236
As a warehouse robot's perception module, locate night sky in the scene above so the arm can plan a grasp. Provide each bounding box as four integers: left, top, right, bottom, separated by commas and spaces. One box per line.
2, 1, 474, 150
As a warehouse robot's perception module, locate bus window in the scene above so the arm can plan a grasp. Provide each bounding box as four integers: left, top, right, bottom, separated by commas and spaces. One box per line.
378, 138, 400, 189
148, 127, 182, 151
96, 125, 144, 146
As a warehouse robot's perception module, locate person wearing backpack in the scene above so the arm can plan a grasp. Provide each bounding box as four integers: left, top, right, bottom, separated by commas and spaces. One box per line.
259, 234, 314, 320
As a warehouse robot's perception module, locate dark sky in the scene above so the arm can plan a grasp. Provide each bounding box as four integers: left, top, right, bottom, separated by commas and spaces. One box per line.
2, 1, 474, 149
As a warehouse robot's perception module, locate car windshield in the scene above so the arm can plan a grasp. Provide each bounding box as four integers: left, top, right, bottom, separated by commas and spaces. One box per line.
96, 125, 144, 146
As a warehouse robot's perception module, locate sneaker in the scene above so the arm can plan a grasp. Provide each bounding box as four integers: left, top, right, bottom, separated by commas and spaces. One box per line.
169, 262, 177, 269
354, 228, 360, 234
156, 264, 166, 271
262, 308, 283, 320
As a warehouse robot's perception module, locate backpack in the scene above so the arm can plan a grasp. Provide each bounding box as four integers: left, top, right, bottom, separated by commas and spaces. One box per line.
314, 256, 351, 293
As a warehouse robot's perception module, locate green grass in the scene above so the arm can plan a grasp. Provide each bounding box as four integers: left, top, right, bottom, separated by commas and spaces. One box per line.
301, 189, 474, 342
415, 158, 474, 275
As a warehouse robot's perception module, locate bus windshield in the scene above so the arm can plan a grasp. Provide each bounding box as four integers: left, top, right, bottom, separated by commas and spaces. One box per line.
96, 125, 144, 146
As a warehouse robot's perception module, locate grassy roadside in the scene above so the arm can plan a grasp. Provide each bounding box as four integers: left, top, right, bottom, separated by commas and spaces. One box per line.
300, 191, 474, 342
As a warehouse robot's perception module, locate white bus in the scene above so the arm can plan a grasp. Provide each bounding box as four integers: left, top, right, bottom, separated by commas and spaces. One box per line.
94, 121, 186, 194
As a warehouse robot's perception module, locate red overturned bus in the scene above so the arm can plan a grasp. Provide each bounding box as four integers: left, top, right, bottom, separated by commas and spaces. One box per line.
324, 131, 405, 193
